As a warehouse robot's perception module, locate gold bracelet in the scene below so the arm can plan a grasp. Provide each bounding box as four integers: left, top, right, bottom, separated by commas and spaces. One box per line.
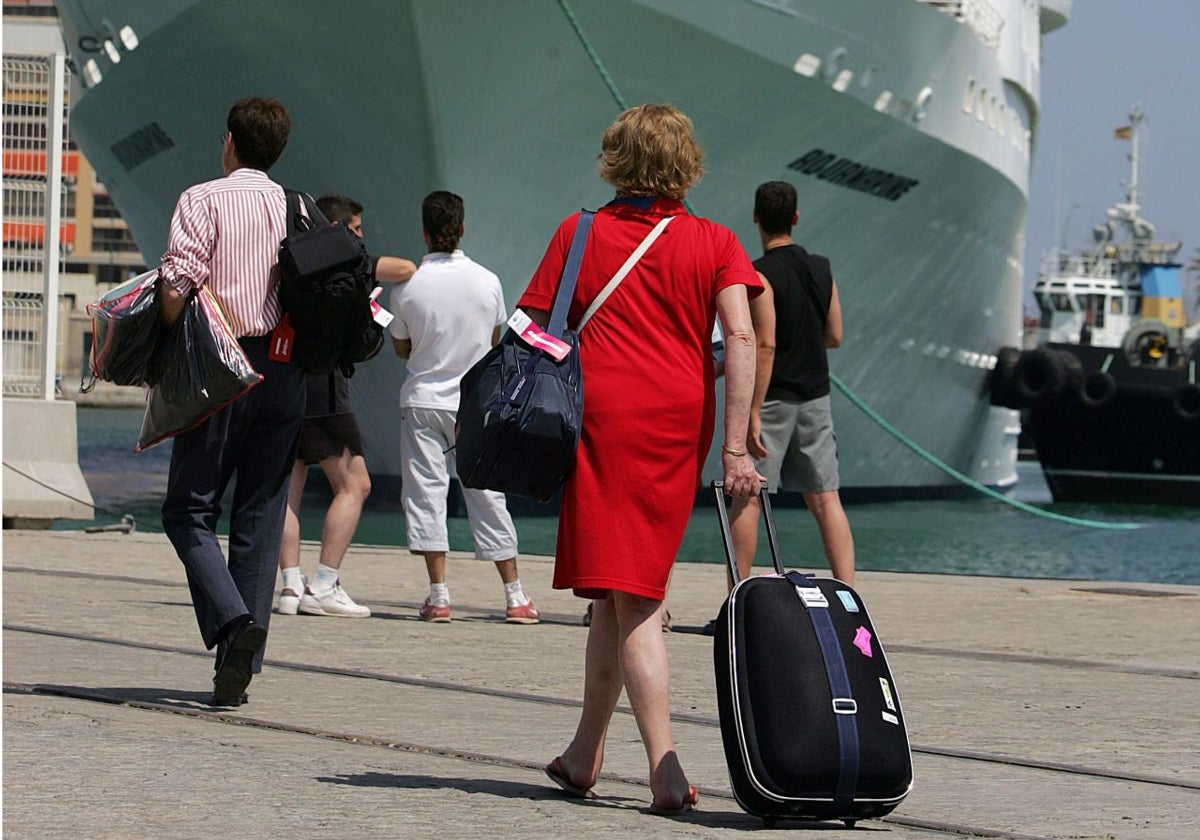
721, 444, 746, 457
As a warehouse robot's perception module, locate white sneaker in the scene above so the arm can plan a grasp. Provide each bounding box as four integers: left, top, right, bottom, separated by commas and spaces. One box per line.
298, 583, 371, 618
277, 575, 307, 615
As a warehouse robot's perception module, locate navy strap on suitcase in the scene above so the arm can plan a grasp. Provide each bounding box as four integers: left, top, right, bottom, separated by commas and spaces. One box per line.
711, 481, 913, 827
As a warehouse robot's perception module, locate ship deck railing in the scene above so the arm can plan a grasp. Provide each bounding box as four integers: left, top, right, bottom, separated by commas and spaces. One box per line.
917, 0, 1003, 50
1040, 250, 1118, 280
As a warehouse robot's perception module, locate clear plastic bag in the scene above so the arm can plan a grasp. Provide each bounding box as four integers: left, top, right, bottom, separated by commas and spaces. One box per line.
82, 269, 164, 391
136, 286, 263, 451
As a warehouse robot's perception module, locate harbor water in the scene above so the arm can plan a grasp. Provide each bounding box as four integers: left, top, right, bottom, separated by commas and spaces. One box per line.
66, 406, 1199, 586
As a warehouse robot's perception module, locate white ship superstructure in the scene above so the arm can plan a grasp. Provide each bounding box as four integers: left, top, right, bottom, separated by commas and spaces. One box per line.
54, 0, 1072, 497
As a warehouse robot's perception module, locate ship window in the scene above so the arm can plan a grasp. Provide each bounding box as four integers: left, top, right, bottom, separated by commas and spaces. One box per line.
1080, 294, 1105, 329
963, 79, 976, 113
874, 91, 894, 112
1110, 297, 1123, 315
1051, 293, 1072, 311
793, 54, 821, 77
1038, 301, 1053, 327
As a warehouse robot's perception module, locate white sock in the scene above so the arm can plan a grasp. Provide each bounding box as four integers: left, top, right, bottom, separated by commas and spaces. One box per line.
281, 567, 304, 595
430, 582, 450, 604
312, 563, 339, 594
504, 580, 529, 606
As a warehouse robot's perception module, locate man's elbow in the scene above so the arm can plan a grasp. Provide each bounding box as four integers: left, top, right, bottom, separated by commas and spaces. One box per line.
378, 256, 417, 282
825, 333, 843, 349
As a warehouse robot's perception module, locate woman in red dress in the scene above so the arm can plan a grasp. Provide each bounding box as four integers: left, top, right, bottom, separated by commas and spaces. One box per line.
519, 104, 763, 814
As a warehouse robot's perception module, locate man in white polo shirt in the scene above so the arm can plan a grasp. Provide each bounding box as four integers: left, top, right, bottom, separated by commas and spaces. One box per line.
389, 190, 538, 624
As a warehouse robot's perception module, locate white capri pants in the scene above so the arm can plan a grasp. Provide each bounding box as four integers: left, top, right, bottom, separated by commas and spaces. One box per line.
399, 406, 518, 561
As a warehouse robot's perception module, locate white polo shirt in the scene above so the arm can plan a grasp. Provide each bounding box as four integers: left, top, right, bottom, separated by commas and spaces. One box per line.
389, 249, 506, 410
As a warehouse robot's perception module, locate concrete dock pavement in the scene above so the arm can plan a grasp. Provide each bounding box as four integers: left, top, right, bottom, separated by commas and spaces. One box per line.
3, 529, 1199, 839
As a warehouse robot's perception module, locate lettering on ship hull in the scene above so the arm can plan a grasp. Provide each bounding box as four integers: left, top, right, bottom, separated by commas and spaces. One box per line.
787, 149, 919, 202
110, 122, 175, 171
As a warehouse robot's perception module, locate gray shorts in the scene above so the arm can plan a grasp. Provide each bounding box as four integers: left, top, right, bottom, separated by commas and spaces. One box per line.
755, 395, 840, 494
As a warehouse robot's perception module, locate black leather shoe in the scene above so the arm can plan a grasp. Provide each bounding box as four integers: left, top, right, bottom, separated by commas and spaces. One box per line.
212, 620, 266, 706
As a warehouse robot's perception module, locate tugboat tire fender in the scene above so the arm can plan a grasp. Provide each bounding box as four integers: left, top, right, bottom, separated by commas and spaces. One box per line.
988, 346, 1023, 408
1123, 319, 1171, 364
1014, 348, 1081, 407
1078, 370, 1118, 409
1172, 384, 1200, 421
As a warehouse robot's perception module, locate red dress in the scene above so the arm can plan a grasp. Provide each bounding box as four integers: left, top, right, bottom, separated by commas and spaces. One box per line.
518, 197, 761, 599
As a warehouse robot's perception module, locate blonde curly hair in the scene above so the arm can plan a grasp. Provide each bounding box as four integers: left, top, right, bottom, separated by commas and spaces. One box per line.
597, 104, 704, 199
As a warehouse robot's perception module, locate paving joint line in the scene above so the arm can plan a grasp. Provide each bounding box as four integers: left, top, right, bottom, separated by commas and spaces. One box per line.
6, 622, 1198, 792
5, 680, 1058, 840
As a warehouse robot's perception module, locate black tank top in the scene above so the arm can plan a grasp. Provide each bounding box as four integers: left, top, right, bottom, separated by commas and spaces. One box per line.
752, 244, 833, 401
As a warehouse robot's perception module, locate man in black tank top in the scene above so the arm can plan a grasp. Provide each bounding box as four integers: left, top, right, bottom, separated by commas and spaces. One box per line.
729, 182, 855, 586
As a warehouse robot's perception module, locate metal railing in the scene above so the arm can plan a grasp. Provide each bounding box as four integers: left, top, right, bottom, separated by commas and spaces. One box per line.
2, 52, 69, 399
2, 294, 45, 395
917, 0, 1004, 50
1039, 250, 1118, 281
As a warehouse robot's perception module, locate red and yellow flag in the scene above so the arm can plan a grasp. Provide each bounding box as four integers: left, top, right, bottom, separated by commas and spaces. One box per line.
1113, 125, 1133, 140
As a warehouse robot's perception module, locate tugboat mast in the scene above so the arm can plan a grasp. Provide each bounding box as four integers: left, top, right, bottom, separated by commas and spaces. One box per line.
1124, 105, 1144, 218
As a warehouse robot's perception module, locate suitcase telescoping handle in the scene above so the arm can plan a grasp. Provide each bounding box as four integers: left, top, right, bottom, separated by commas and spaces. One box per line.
712, 480, 784, 583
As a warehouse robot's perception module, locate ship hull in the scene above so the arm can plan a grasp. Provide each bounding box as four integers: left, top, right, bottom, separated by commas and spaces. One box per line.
58, 0, 1039, 497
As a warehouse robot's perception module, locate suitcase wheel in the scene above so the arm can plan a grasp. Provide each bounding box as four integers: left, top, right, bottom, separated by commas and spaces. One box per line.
843, 819, 857, 829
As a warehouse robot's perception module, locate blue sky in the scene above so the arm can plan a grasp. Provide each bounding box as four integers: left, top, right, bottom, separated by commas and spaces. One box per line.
1025, 0, 1200, 313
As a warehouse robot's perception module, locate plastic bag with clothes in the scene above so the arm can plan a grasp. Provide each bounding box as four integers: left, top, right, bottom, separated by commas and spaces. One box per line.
83, 269, 164, 390
136, 285, 263, 451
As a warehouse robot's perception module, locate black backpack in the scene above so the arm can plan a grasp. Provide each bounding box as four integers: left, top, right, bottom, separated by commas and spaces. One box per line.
277, 190, 385, 376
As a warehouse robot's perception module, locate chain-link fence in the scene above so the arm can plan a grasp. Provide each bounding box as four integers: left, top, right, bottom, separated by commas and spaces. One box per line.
3, 53, 70, 398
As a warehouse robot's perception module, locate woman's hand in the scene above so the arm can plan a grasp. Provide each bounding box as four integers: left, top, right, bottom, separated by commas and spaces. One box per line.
721, 449, 764, 498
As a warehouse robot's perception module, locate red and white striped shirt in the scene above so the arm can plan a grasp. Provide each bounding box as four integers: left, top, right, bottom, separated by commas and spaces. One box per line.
158, 168, 287, 337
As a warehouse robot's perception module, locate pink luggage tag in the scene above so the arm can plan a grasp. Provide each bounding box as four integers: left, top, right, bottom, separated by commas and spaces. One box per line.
853, 626, 874, 658
507, 310, 571, 361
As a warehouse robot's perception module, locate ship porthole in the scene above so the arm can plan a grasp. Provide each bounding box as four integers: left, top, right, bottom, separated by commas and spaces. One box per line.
914, 86, 933, 121
823, 47, 848, 83
1079, 371, 1118, 409
1172, 384, 1200, 421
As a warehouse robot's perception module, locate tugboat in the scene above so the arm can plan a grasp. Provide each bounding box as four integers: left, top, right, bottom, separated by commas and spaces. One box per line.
991, 108, 1200, 505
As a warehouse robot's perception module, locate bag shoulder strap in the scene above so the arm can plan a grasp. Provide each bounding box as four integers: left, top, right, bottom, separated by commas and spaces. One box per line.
576, 215, 674, 333
546, 209, 594, 338
283, 188, 330, 235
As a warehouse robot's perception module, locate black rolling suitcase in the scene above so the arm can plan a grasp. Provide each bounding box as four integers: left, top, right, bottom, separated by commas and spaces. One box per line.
711, 482, 913, 827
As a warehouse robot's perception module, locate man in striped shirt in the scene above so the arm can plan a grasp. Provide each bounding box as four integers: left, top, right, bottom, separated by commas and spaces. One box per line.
158, 97, 306, 707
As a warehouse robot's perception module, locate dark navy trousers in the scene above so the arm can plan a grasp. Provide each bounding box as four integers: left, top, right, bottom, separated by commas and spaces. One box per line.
162, 337, 305, 673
